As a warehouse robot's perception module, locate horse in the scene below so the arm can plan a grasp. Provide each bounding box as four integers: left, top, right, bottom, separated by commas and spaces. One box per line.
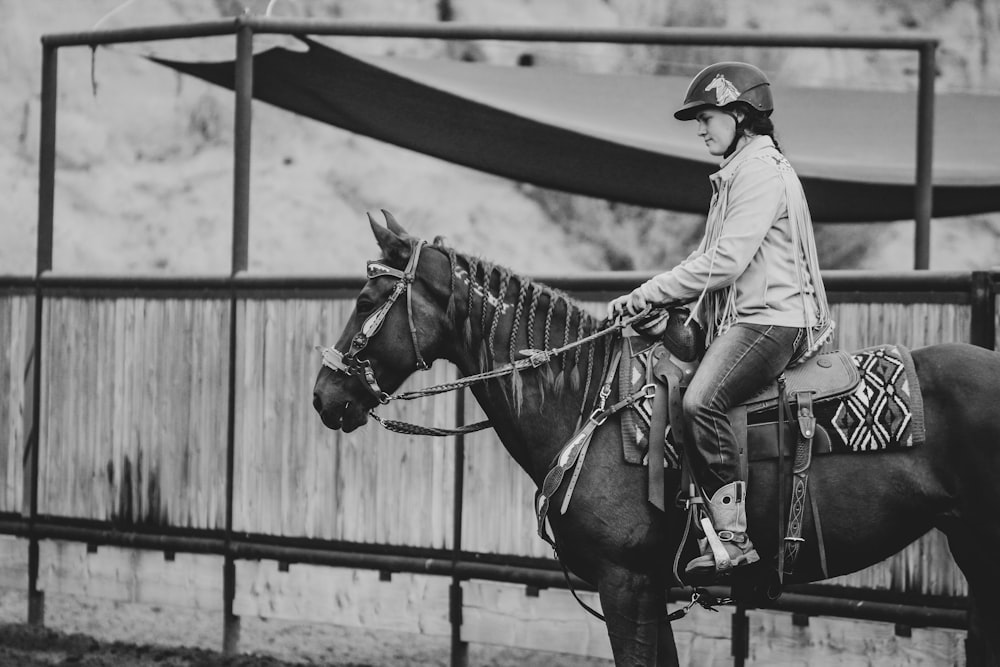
312, 211, 1000, 666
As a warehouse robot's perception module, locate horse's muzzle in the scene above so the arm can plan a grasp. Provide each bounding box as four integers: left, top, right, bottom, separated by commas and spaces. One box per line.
313, 392, 371, 433
313, 392, 342, 430
313, 367, 375, 432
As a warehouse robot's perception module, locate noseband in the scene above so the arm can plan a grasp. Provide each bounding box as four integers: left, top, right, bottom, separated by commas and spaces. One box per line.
320, 240, 430, 404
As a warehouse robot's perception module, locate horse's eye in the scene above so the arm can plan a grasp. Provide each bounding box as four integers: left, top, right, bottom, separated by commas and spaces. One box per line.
356, 299, 375, 316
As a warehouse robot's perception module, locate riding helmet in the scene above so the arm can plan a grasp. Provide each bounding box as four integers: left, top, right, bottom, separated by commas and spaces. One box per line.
673, 61, 774, 121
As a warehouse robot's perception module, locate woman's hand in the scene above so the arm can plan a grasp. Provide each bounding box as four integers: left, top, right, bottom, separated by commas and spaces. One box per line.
607, 289, 650, 320
607, 294, 631, 320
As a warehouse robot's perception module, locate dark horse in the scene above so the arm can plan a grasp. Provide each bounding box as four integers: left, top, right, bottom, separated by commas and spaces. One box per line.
313, 212, 1000, 666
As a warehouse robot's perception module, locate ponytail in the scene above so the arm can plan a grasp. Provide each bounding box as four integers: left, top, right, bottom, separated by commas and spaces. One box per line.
725, 103, 782, 155
742, 109, 782, 153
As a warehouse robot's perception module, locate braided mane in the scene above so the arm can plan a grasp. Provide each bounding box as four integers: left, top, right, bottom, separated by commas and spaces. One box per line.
433, 239, 606, 416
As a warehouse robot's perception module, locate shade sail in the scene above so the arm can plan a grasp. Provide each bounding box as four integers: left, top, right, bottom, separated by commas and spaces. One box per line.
152, 38, 1000, 222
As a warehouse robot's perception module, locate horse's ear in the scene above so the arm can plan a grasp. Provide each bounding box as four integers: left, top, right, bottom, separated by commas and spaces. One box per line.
368, 211, 410, 264
381, 209, 408, 237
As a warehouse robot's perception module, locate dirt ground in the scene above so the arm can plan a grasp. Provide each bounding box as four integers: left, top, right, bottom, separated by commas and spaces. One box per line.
0, 589, 613, 667
0, 622, 302, 667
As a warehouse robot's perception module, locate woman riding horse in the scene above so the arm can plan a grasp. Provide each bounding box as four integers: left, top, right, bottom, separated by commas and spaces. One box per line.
608, 62, 833, 579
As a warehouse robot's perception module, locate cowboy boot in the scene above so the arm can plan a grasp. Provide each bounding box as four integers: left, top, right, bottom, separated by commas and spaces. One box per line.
685, 481, 759, 576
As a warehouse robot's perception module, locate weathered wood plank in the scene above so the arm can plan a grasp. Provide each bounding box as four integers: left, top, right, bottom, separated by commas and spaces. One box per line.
829, 302, 969, 350
37, 297, 229, 529
0, 295, 30, 514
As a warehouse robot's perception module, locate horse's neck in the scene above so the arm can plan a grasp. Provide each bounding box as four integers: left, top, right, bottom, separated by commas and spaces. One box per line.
446, 253, 609, 481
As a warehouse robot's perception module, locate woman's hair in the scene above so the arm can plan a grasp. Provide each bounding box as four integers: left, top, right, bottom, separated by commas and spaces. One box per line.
728, 102, 782, 153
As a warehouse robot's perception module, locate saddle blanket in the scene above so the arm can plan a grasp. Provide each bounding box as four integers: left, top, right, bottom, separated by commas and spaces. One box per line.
621, 342, 925, 468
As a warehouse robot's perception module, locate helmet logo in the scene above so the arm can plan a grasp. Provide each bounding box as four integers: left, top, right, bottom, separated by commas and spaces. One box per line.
705, 74, 741, 106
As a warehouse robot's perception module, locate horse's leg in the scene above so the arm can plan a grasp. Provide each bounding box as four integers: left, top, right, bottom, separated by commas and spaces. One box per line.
597, 567, 678, 667
943, 527, 1000, 667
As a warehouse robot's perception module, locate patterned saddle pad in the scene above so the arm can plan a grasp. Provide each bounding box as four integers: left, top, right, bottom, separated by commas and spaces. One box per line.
621, 342, 925, 467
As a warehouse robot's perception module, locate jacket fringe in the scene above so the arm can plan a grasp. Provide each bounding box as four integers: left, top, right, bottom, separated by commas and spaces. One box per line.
699, 150, 831, 348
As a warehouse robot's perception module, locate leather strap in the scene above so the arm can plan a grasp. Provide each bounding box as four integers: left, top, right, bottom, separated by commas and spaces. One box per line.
535, 347, 656, 545
809, 481, 829, 579
776, 376, 788, 582
648, 362, 686, 511
700, 515, 733, 572
783, 391, 816, 573
560, 432, 591, 515
666, 367, 686, 455
647, 383, 670, 511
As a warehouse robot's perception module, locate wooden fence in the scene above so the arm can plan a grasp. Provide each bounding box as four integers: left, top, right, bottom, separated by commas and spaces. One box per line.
0, 270, 994, 661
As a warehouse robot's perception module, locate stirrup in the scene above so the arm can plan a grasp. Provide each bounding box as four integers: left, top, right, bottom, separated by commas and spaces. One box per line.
685, 517, 759, 577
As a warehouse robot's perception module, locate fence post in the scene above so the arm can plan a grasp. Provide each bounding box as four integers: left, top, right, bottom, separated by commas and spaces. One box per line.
26, 40, 60, 627
223, 17, 255, 656
732, 603, 749, 666
912, 41, 936, 270
969, 271, 996, 349
450, 389, 469, 667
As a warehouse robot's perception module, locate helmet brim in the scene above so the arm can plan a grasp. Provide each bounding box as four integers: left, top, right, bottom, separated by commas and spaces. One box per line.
673, 101, 710, 121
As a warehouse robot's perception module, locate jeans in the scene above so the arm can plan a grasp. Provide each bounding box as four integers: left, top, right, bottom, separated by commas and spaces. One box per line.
682, 323, 805, 497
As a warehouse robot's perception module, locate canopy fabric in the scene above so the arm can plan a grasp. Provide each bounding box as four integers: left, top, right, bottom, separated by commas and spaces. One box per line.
153, 38, 1000, 222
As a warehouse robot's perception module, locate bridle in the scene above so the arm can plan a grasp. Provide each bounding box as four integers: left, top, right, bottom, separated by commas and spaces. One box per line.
318, 237, 664, 434
319, 240, 430, 404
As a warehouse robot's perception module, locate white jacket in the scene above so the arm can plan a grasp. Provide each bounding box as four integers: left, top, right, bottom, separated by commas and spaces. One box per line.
635, 135, 830, 345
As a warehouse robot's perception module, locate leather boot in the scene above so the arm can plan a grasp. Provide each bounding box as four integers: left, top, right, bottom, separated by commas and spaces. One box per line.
685, 481, 759, 577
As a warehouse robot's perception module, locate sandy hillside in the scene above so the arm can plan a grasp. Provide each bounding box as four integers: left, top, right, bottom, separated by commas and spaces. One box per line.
2, 0, 1000, 278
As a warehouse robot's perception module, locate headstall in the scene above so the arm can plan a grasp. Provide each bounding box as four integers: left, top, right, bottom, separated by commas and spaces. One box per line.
320, 240, 429, 403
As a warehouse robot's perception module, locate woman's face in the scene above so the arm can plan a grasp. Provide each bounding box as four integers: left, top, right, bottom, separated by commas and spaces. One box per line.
695, 108, 738, 157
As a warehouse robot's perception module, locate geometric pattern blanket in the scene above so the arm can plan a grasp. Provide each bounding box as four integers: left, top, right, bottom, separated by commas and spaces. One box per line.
824, 345, 925, 451
621, 342, 925, 467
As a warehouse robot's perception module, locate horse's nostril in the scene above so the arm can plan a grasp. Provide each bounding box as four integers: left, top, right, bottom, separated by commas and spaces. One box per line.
312, 392, 323, 414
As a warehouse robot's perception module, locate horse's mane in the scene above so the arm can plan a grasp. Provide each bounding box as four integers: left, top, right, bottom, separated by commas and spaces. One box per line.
430, 238, 608, 416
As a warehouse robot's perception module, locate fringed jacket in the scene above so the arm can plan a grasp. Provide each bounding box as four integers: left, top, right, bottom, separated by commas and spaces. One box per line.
635, 134, 831, 348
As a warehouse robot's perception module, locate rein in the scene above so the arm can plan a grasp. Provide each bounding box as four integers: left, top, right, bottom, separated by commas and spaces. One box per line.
364, 316, 650, 436
319, 238, 654, 436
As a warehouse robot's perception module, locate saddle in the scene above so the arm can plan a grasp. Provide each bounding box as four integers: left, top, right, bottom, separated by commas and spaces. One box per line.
740, 351, 859, 412
622, 335, 859, 465
633, 316, 860, 582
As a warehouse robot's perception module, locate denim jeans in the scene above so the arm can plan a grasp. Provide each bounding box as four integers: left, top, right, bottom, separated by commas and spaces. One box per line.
682, 323, 804, 497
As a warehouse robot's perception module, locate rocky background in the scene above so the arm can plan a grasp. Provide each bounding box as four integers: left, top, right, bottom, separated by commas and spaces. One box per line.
2, 0, 999, 275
